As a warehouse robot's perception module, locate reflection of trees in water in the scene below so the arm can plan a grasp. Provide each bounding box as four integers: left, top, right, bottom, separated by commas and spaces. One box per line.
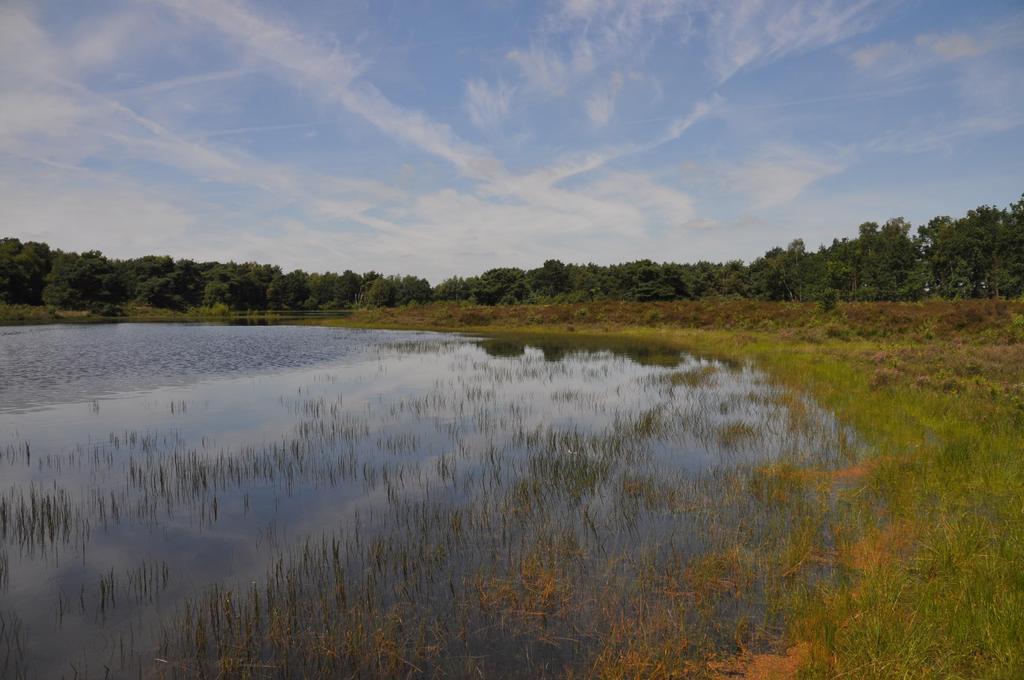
478, 334, 686, 367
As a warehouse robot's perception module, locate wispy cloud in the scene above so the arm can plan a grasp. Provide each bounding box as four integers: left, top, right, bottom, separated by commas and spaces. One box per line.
867, 115, 1022, 155
706, 0, 886, 82
2, 0, 1020, 279
850, 19, 1024, 76
585, 72, 625, 127
506, 42, 594, 96
114, 68, 251, 95
728, 145, 846, 208
463, 78, 514, 129
917, 33, 983, 61
0, 1, 723, 278
156, 0, 503, 180
852, 18, 1024, 153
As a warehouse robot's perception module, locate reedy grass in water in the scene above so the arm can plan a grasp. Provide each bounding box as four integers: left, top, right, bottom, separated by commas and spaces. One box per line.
317, 318, 1024, 678
142, 345, 849, 678
0, 332, 851, 678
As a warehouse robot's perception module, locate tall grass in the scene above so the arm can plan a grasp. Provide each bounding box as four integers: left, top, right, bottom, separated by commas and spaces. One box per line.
615, 326, 1024, 678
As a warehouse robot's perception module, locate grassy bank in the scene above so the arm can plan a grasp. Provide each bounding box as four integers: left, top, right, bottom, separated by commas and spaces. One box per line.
324, 301, 1024, 678
335, 299, 1024, 341
0, 302, 346, 324
0, 302, 210, 323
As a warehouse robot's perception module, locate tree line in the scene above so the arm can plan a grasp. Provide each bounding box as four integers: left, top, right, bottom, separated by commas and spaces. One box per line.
2, 196, 1022, 314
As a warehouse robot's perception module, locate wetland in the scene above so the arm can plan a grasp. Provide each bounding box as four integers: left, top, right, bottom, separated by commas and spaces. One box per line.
0, 322, 862, 678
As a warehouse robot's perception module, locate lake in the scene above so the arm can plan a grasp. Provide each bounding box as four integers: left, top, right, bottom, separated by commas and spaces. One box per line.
0, 323, 856, 678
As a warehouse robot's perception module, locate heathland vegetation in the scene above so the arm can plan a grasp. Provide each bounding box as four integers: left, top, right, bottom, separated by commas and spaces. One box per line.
2, 197, 1023, 319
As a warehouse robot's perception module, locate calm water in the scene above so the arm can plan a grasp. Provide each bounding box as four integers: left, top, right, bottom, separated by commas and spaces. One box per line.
0, 324, 854, 678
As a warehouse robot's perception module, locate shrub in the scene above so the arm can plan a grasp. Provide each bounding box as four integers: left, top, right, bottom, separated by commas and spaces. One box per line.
817, 289, 839, 313
197, 303, 231, 317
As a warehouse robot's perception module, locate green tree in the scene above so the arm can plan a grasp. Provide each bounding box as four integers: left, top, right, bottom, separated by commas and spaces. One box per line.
364, 277, 397, 308
994, 196, 1024, 297
121, 255, 202, 310
471, 268, 528, 305
853, 219, 919, 300
718, 260, 751, 297
749, 241, 807, 301
433, 276, 471, 301
267, 270, 310, 310
0, 238, 53, 305
395, 276, 432, 305
527, 259, 570, 299
42, 251, 125, 313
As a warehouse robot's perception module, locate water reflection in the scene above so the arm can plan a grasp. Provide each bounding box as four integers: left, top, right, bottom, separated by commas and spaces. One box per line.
478, 333, 693, 366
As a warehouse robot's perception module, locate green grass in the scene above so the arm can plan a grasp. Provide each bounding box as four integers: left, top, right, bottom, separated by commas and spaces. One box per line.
0, 303, 63, 322
634, 332, 1024, 678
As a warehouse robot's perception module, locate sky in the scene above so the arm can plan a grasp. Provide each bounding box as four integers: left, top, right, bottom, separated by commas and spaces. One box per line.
1, 0, 1022, 281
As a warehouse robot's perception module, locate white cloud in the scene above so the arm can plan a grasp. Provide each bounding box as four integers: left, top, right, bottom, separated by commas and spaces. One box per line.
551, 0, 685, 48
509, 0, 883, 130
850, 41, 900, 70
561, 0, 615, 20
867, 115, 1022, 155
506, 42, 594, 96
918, 33, 982, 61
587, 171, 695, 224
155, 0, 363, 85
852, 19, 1024, 154
584, 91, 615, 127
851, 21, 1023, 77
153, 0, 718, 214
0, 6, 63, 81
0, 171, 195, 255
515, 0, 686, 119
584, 72, 624, 127
0, 91, 86, 141
728, 145, 845, 207
115, 68, 251, 95
368, 169, 704, 275
2, 0, 859, 279
157, 0, 502, 180
463, 79, 514, 129
71, 11, 148, 69
706, 0, 885, 82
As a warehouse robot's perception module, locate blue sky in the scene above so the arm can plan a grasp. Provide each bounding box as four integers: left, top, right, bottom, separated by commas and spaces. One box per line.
1, 0, 1022, 280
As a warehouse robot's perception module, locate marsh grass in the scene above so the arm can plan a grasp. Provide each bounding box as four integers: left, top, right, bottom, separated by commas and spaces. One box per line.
0, 610, 27, 680
142, 364, 850, 678
316, 312, 1024, 678
665, 364, 718, 389
0, 329, 866, 678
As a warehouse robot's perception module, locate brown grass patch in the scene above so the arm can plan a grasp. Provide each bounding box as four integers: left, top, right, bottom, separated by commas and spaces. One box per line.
341, 299, 1024, 343
684, 547, 755, 608
829, 455, 891, 483
710, 642, 811, 679
846, 519, 918, 572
